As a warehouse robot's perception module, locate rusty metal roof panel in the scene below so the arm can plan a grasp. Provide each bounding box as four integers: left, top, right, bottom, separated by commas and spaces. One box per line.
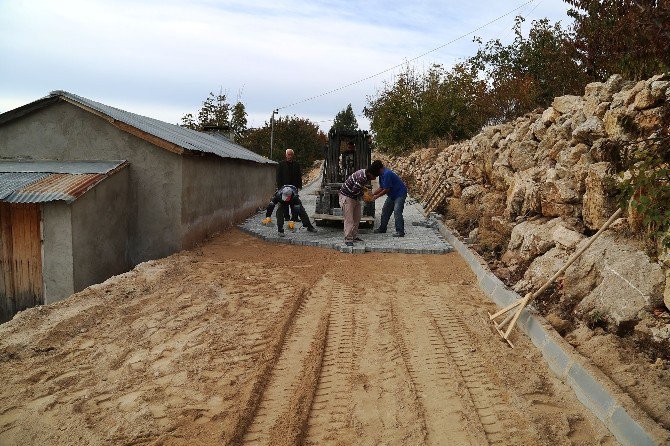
4, 173, 107, 203
0, 172, 50, 200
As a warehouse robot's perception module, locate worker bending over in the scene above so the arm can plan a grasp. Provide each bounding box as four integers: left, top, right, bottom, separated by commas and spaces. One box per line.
262, 185, 317, 237
339, 163, 380, 246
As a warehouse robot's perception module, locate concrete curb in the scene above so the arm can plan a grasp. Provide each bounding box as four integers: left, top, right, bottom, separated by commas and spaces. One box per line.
434, 219, 663, 446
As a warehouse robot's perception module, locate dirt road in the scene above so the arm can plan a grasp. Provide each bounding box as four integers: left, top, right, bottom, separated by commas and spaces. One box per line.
0, 229, 616, 445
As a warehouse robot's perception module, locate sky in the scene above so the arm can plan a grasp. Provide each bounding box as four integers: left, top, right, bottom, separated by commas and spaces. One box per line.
0, 0, 572, 132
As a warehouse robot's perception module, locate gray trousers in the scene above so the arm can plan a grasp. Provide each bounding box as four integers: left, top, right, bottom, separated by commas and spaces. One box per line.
339, 193, 361, 241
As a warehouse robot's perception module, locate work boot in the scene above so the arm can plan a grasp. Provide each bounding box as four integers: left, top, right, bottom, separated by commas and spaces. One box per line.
392, 232, 405, 237
345, 241, 354, 247
373, 228, 386, 234
307, 226, 317, 232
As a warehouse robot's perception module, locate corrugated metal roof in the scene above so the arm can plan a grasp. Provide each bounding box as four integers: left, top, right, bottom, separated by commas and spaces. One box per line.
0, 161, 128, 204
0, 173, 50, 200
0, 160, 125, 174
4, 173, 106, 203
49, 91, 275, 165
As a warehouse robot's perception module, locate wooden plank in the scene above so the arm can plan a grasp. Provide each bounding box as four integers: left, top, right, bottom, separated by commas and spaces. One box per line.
33, 205, 43, 300
0, 203, 12, 321
7, 204, 42, 312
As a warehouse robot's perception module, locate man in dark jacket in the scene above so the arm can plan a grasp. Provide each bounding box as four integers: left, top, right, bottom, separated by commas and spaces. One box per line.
262, 185, 316, 237
276, 149, 302, 221
276, 149, 302, 189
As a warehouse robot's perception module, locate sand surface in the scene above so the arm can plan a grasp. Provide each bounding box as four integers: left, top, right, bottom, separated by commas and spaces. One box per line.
0, 229, 619, 445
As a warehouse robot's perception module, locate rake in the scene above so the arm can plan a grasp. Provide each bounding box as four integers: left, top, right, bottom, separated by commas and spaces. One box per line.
489, 207, 623, 347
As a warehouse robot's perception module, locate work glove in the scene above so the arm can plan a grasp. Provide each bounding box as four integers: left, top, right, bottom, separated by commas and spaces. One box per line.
262, 217, 272, 225
288, 221, 295, 230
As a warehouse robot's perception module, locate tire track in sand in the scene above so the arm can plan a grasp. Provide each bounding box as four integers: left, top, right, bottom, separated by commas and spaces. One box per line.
304, 282, 356, 445
348, 286, 426, 444
226, 286, 308, 445
389, 292, 484, 445
240, 277, 334, 445
425, 292, 510, 445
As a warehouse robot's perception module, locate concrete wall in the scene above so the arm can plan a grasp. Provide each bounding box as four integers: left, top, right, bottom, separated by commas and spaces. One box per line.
180, 153, 276, 248
0, 101, 182, 265
41, 203, 74, 304
71, 166, 130, 292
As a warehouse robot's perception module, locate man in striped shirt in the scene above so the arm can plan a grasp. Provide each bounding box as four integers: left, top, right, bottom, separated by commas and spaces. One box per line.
339, 164, 379, 246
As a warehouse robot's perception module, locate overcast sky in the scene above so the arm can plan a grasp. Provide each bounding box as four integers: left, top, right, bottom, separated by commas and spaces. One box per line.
0, 0, 572, 131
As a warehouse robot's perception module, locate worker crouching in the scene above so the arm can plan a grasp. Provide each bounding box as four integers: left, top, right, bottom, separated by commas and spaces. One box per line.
262, 185, 317, 237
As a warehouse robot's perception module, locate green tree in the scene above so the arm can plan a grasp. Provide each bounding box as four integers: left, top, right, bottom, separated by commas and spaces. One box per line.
238, 115, 326, 168
419, 63, 489, 144
330, 104, 359, 132
364, 63, 489, 153
231, 101, 248, 137
470, 17, 587, 123
565, 0, 670, 81
364, 65, 423, 153
181, 92, 233, 130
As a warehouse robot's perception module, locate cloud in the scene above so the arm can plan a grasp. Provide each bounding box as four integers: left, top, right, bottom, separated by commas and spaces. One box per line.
0, 0, 570, 131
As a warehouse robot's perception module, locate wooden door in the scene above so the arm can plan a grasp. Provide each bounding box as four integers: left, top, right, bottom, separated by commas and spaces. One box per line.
0, 203, 43, 322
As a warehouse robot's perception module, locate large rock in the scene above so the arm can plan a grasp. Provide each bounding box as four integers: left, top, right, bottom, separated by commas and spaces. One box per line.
633, 84, 665, 110
557, 143, 588, 167
572, 116, 606, 143
582, 162, 618, 230
509, 140, 538, 171
552, 224, 585, 250
603, 106, 633, 140
603, 74, 624, 95
461, 184, 486, 204
505, 169, 541, 219
540, 176, 581, 218
541, 107, 560, 125
573, 236, 666, 326
552, 95, 584, 114
564, 231, 665, 319
480, 191, 507, 216
514, 246, 567, 293
634, 106, 668, 133
507, 218, 564, 261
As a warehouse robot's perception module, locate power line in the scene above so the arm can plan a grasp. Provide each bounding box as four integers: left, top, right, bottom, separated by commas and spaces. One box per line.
275, 0, 538, 111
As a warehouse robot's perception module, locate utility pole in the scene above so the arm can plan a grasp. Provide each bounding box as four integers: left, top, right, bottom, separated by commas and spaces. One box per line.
270, 109, 278, 160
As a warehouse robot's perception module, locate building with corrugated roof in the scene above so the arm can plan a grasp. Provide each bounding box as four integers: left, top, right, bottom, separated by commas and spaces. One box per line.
0, 91, 276, 321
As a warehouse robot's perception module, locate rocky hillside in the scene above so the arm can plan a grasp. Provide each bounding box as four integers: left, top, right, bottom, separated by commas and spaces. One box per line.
378, 73, 670, 352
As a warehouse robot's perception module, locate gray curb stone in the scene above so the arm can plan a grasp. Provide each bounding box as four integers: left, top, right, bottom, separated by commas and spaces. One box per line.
435, 218, 661, 446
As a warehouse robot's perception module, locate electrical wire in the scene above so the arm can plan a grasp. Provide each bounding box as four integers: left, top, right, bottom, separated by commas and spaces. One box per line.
275, 0, 539, 111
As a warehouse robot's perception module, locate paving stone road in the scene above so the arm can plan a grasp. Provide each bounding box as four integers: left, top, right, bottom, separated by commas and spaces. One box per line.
239, 177, 453, 254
